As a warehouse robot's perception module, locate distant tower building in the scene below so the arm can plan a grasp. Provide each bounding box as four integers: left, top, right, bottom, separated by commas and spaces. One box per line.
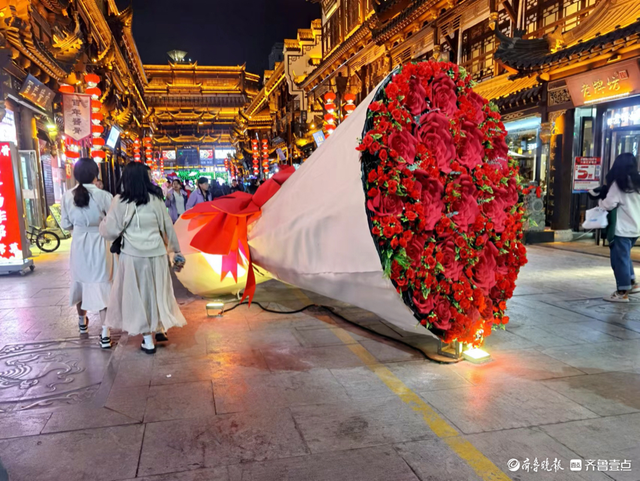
167, 50, 190, 64
268, 43, 284, 70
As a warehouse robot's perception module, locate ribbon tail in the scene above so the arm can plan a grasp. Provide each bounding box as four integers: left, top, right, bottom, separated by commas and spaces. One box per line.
241, 258, 257, 307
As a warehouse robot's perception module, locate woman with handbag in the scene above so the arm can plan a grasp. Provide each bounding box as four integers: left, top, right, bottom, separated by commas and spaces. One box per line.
599, 152, 640, 302
100, 162, 187, 354
60, 158, 114, 348
165, 179, 189, 223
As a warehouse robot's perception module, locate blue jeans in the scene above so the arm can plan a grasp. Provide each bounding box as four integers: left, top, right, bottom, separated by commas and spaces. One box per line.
610, 236, 637, 291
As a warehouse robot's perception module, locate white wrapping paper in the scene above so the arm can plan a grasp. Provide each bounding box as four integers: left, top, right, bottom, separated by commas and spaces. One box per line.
248, 85, 430, 334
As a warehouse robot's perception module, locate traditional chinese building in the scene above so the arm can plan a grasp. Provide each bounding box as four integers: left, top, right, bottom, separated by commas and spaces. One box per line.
236, 19, 322, 173
0, 0, 147, 227
144, 51, 260, 177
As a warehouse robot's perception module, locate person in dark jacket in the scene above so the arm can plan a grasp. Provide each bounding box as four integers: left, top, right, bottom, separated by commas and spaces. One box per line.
230, 179, 244, 193
209, 180, 225, 200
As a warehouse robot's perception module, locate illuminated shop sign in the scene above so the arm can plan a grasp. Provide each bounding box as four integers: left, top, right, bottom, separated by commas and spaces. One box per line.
566, 60, 640, 107
0, 143, 24, 266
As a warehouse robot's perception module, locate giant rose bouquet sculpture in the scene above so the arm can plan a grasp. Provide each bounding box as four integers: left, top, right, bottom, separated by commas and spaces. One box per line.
176, 60, 527, 347
357, 61, 526, 345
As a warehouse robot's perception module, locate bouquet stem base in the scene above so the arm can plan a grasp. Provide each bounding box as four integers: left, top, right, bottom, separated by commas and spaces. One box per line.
424, 340, 464, 364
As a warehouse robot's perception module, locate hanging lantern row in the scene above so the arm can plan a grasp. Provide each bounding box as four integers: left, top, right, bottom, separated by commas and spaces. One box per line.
133, 138, 141, 162
261, 138, 269, 176
343, 93, 356, 120
143, 137, 153, 166
86, 74, 105, 162
323, 91, 336, 137
251, 139, 259, 176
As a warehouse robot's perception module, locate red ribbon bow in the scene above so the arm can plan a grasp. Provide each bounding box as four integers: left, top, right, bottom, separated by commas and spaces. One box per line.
181, 166, 295, 304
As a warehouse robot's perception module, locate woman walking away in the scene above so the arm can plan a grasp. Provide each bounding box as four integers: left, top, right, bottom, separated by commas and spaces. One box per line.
165, 179, 188, 223
185, 176, 210, 209
100, 162, 187, 354
60, 158, 114, 348
600, 152, 640, 302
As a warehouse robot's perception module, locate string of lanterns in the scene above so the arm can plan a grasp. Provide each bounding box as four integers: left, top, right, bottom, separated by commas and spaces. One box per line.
261, 138, 269, 176
133, 138, 141, 162
251, 138, 259, 176
143, 136, 153, 167
343, 93, 356, 120
323, 91, 336, 138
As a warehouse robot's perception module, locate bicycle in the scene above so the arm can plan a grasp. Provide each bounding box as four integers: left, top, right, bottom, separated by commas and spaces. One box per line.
26, 226, 61, 253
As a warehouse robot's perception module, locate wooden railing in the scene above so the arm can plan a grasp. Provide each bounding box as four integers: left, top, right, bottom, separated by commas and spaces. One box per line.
523, 5, 596, 40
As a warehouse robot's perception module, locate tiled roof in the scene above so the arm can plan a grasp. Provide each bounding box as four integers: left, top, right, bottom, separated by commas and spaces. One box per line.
495, 18, 640, 73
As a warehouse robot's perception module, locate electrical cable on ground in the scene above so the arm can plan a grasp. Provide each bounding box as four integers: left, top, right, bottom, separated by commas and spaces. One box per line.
221, 301, 429, 360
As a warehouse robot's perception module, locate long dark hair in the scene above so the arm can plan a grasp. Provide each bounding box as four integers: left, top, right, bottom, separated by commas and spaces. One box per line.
120, 162, 163, 205
73, 158, 99, 208
607, 153, 640, 193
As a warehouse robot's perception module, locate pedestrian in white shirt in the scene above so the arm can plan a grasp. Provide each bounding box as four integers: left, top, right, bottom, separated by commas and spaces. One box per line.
60, 158, 114, 348
100, 163, 186, 354
165, 179, 189, 223
599, 152, 640, 302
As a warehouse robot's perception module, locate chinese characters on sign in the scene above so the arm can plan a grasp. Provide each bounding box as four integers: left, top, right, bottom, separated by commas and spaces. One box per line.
508, 458, 632, 473
0, 142, 24, 265
19, 74, 55, 111
573, 156, 602, 192
567, 59, 640, 106
62, 94, 91, 141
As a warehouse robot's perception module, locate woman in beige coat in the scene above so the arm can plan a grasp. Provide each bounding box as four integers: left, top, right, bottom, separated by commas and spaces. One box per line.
100, 162, 186, 354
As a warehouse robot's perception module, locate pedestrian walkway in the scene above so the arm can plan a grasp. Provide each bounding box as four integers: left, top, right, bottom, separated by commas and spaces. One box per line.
0, 245, 639, 480
539, 239, 640, 262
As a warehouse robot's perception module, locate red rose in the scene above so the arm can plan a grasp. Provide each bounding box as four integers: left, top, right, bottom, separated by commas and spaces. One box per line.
441, 238, 464, 281
413, 170, 445, 230
481, 197, 507, 233
406, 234, 426, 266
472, 241, 499, 295
430, 73, 459, 117
467, 91, 486, 125
388, 129, 418, 164
452, 194, 479, 232
414, 113, 455, 173
432, 295, 452, 330
412, 290, 434, 314
457, 120, 485, 170
404, 77, 427, 116
368, 192, 404, 217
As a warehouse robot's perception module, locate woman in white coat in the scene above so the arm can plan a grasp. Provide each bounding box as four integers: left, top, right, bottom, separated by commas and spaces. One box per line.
61, 158, 114, 348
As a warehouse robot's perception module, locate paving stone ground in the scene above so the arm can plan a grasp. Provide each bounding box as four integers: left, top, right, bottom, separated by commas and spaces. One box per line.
0, 241, 639, 480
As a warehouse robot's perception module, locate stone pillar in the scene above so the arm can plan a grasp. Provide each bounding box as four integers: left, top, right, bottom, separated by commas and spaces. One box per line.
549, 109, 575, 237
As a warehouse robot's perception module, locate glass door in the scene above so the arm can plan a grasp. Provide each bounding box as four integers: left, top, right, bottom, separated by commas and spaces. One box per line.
609, 129, 640, 167
18, 150, 44, 228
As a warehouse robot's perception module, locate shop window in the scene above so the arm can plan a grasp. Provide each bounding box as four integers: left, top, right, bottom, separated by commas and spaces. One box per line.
461, 19, 495, 81
323, 12, 341, 56
345, 0, 361, 34
524, 0, 597, 38
504, 117, 542, 185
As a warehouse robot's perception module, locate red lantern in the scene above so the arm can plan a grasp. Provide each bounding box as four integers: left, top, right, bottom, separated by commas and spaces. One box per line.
59, 84, 74, 94
91, 150, 106, 159
92, 137, 105, 147
84, 73, 100, 86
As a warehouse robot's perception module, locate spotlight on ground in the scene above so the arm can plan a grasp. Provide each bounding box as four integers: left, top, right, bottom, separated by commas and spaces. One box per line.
462, 348, 491, 364
206, 301, 225, 317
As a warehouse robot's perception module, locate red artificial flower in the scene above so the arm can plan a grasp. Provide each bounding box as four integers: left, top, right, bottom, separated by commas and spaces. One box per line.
388, 129, 418, 164
414, 112, 456, 173
430, 73, 459, 117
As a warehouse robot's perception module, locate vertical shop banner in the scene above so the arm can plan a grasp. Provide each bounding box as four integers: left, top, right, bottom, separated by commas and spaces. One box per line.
573, 156, 602, 192
63, 94, 91, 141
0, 143, 24, 263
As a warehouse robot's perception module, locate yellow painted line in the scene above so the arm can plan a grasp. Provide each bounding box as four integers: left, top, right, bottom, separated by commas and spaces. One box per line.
291, 287, 511, 481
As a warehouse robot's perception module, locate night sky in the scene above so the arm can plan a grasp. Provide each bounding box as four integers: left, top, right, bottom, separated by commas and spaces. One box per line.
121, 0, 321, 75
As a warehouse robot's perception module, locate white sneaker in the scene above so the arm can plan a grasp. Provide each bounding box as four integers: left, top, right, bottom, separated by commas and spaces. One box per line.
630, 284, 640, 294
604, 291, 630, 303
78, 316, 89, 334
100, 336, 112, 349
